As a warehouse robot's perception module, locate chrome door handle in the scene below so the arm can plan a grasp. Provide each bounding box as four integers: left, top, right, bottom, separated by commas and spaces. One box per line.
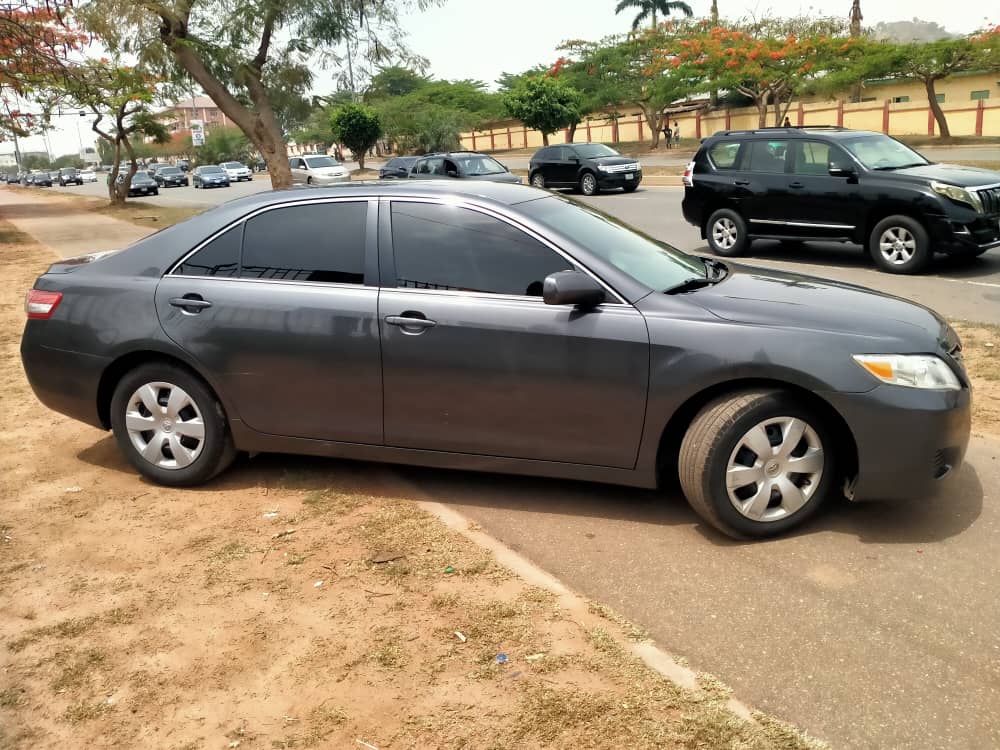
169, 296, 212, 313
789, 181, 805, 189
385, 315, 436, 330
734, 179, 750, 186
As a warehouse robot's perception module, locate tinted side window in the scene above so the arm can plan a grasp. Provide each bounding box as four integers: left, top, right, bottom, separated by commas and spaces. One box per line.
240, 202, 366, 284
560, 147, 576, 161
537, 147, 554, 160
390, 202, 572, 296
747, 140, 789, 173
176, 224, 242, 277
794, 140, 843, 176
708, 142, 741, 169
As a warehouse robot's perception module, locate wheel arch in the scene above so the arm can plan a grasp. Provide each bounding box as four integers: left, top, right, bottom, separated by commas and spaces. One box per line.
701, 199, 742, 239
97, 350, 228, 430
860, 203, 930, 246
655, 377, 858, 491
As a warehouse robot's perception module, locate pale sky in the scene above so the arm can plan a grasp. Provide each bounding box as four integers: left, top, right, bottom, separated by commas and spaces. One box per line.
6, 0, 993, 159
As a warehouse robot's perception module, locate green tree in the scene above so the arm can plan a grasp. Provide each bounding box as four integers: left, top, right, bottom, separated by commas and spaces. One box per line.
503, 76, 582, 146
77, 0, 437, 189
614, 0, 692, 31
196, 126, 252, 164
22, 153, 52, 170
365, 66, 428, 101
293, 106, 337, 151
330, 103, 382, 169
52, 153, 85, 168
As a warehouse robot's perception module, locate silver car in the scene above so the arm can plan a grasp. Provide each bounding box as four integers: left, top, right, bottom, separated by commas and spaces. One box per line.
220, 161, 252, 182
289, 154, 350, 186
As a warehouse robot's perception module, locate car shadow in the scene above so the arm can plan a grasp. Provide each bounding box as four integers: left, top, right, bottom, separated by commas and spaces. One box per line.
76, 438, 984, 546
709, 239, 1000, 279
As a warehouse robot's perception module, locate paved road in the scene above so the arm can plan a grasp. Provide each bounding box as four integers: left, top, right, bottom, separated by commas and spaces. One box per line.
395, 437, 999, 749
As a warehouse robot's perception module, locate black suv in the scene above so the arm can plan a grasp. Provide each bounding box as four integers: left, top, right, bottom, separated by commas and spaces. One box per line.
682, 127, 1000, 273
529, 143, 642, 195
408, 151, 520, 184
57, 167, 83, 186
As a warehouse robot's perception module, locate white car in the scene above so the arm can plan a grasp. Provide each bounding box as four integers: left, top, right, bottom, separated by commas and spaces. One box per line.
219, 161, 252, 182
80, 169, 97, 183
289, 154, 350, 186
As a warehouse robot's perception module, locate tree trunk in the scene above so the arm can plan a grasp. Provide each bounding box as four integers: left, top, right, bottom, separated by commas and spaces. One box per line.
639, 104, 663, 148
566, 122, 577, 143
773, 94, 794, 127
357, 151, 366, 170
163, 29, 293, 188
925, 77, 950, 138
542, 132, 549, 146
755, 98, 768, 128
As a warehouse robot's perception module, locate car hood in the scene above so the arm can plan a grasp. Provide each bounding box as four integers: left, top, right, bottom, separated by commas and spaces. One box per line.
591, 155, 639, 167
890, 163, 1000, 188
685, 263, 948, 347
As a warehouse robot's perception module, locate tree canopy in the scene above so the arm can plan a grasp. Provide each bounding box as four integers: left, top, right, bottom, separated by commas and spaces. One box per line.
503, 76, 582, 146
330, 103, 382, 169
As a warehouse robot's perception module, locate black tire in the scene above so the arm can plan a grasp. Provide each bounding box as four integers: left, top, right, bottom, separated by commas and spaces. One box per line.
678, 389, 836, 539
705, 208, 749, 257
579, 171, 599, 196
869, 215, 930, 274
622, 182, 639, 193
307, 176, 313, 185
152, 189, 159, 196
110, 362, 236, 487
530, 172, 546, 189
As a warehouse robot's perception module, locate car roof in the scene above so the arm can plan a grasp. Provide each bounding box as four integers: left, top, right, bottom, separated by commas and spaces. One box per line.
708, 126, 881, 140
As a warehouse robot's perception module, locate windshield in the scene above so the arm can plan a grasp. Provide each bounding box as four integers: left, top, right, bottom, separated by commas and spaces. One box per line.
161, 167, 181, 175
520, 196, 708, 291
60, 168, 77, 174
304, 156, 340, 168
573, 144, 619, 159
842, 135, 929, 170
221, 161, 245, 168
454, 154, 507, 175
201, 166, 224, 174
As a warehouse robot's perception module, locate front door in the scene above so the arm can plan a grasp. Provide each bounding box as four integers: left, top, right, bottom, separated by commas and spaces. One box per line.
379, 199, 650, 468
155, 199, 383, 443
553, 146, 580, 186
784, 140, 862, 240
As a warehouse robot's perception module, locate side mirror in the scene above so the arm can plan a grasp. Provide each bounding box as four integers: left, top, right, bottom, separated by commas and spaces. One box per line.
828, 161, 856, 178
543, 270, 605, 309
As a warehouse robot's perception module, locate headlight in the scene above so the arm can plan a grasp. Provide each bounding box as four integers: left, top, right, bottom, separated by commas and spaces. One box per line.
598, 165, 612, 172
852, 354, 960, 390
931, 181, 982, 213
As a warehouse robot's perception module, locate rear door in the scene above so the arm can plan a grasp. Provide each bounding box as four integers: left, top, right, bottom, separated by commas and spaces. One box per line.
741, 138, 796, 237
378, 199, 650, 468
155, 198, 383, 443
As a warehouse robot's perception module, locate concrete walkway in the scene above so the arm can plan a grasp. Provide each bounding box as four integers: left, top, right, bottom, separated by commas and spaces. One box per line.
0, 188, 152, 259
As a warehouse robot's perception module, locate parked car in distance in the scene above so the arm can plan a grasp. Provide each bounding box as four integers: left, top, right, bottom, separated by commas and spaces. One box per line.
118, 171, 159, 196
529, 143, 642, 195
154, 165, 189, 187
57, 167, 83, 186
20, 181, 971, 540
379, 156, 419, 179
31, 171, 53, 187
192, 165, 231, 189
175, 159, 190, 172
682, 126, 1000, 274
409, 151, 521, 184
80, 169, 98, 183
220, 161, 252, 182
289, 154, 350, 185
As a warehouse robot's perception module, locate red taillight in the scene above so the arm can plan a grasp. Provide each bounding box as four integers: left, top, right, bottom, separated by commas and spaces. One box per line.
682, 160, 696, 187
25, 289, 62, 319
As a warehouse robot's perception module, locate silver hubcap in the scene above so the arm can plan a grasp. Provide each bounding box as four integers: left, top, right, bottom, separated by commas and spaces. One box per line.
125, 382, 205, 469
878, 226, 916, 265
531, 174, 544, 187
725, 417, 824, 522
712, 217, 738, 250
582, 175, 596, 193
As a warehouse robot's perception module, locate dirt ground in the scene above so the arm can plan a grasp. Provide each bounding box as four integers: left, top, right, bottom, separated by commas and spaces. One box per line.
0, 226, 826, 749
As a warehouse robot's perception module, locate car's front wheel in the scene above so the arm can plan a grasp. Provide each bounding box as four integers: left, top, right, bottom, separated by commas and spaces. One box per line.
679, 389, 835, 538
579, 172, 599, 196
530, 172, 546, 189
110, 363, 236, 486
869, 215, 930, 274
706, 208, 749, 257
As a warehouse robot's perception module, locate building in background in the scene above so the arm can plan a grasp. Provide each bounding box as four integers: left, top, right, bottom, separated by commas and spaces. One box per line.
158, 96, 230, 135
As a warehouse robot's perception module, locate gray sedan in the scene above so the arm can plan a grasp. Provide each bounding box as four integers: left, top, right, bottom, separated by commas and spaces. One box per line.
20, 182, 970, 538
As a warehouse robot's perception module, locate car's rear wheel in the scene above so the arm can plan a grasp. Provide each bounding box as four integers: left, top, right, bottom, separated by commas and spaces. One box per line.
579, 172, 599, 196
678, 389, 835, 538
530, 172, 546, 189
869, 215, 930, 274
110, 363, 236, 486
706, 208, 749, 257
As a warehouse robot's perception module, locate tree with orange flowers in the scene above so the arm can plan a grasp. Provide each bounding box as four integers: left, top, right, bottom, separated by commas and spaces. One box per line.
672, 17, 854, 128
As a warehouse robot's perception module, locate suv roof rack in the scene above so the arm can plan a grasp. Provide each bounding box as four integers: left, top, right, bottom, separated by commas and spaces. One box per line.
716, 125, 848, 136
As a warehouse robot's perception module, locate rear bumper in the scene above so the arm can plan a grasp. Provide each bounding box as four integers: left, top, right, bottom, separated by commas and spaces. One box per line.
21, 337, 108, 430
823, 384, 971, 501
927, 213, 1000, 255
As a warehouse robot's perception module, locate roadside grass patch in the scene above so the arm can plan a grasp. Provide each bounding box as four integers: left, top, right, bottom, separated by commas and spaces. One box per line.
62, 698, 111, 724
50, 648, 107, 693
588, 601, 650, 641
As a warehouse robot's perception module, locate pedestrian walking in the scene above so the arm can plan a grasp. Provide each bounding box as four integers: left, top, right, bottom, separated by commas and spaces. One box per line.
673, 121, 681, 147
663, 124, 673, 148
783, 116, 792, 128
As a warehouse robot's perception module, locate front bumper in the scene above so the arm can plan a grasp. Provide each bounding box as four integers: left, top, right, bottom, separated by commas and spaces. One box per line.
202, 180, 230, 187
927, 213, 1000, 255
823, 384, 971, 501
312, 174, 351, 185
597, 169, 642, 189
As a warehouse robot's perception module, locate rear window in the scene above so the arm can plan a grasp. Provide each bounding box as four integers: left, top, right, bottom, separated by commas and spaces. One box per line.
707, 142, 741, 169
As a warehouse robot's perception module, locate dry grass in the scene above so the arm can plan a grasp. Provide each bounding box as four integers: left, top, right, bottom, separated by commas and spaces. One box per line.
951, 322, 1000, 435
